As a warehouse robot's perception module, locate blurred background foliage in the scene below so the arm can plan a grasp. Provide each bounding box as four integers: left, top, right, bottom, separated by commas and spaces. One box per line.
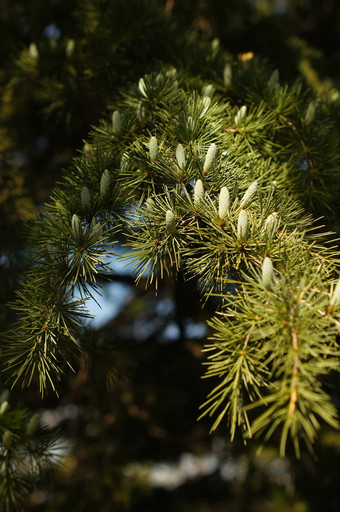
1, 0, 340, 510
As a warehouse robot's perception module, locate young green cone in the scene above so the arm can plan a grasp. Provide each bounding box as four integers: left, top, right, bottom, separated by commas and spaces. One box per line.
26, 413, 40, 436
240, 181, 258, 208
138, 78, 147, 97
262, 257, 274, 289
237, 210, 248, 240
72, 214, 82, 238
265, 212, 278, 240
268, 69, 279, 88
234, 105, 247, 126
176, 144, 186, 169
149, 136, 158, 162
330, 279, 340, 309
0, 401, 9, 415
100, 169, 111, 196
166, 210, 176, 234
187, 116, 194, 131
202, 84, 213, 97
305, 101, 316, 124
218, 187, 230, 219
223, 63, 232, 87
112, 110, 122, 134
81, 186, 91, 211
203, 143, 217, 173
29, 42, 39, 60
194, 179, 204, 205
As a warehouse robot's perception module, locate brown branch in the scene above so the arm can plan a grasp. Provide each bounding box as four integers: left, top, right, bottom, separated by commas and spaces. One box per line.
288, 328, 299, 418
165, 0, 174, 18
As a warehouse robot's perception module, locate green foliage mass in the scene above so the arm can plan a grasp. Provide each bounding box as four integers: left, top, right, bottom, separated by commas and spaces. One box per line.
1, 1, 340, 510
5, 59, 340, 460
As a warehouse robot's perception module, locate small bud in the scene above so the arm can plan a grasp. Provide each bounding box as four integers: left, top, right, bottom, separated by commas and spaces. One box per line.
138, 78, 147, 97
166, 67, 177, 79
136, 101, 146, 121
237, 210, 249, 240
3, 431, 12, 449
223, 63, 232, 87
268, 69, 279, 88
203, 143, 217, 173
112, 110, 122, 134
26, 413, 40, 436
165, 210, 176, 234
240, 181, 258, 207
83, 143, 91, 155
149, 136, 158, 162
330, 279, 340, 309
66, 39, 75, 58
202, 84, 213, 98
145, 197, 155, 211
176, 144, 186, 169
218, 187, 230, 219
100, 169, 111, 196
194, 179, 204, 205
0, 401, 9, 415
72, 214, 82, 238
0, 390, 9, 403
211, 38, 220, 53
305, 101, 316, 125
265, 212, 278, 239
29, 43, 39, 60
200, 96, 211, 118
81, 186, 91, 211
262, 257, 274, 289
186, 116, 194, 131
234, 105, 247, 126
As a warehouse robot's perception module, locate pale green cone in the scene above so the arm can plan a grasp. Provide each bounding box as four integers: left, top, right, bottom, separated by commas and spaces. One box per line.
262, 257, 274, 289
305, 101, 316, 124
268, 69, 279, 88
223, 63, 232, 87
330, 279, 340, 309
100, 169, 111, 196
237, 210, 248, 240
265, 212, 278, 239
166, 210, 176, 234
203, 143, 217, 173
218, 187, 230, 219
81, 186, 91, 211
234, 105, 247, 125
149, 136, 158, 162
176, 144, 186, 169
194, 179, 204, 205
240, 181, 258, 208
112, 110, 122, 134
26, 413, 40, 436
72, 214, 82, 238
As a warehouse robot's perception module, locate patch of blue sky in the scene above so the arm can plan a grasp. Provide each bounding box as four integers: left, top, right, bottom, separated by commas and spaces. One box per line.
183, 319, 208, 339
43, 23, 61, 40
83, 281, 134, 328
78, 247, 137, 328
161, 322, 181, 342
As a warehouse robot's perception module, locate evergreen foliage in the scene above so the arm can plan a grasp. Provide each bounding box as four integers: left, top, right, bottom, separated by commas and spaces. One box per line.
0, 390, 61, 512
5, 58, 340, 460
1, 1, 340, 509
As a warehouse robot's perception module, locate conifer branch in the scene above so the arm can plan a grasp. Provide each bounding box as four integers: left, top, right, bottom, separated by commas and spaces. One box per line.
4, 60, 340, 456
